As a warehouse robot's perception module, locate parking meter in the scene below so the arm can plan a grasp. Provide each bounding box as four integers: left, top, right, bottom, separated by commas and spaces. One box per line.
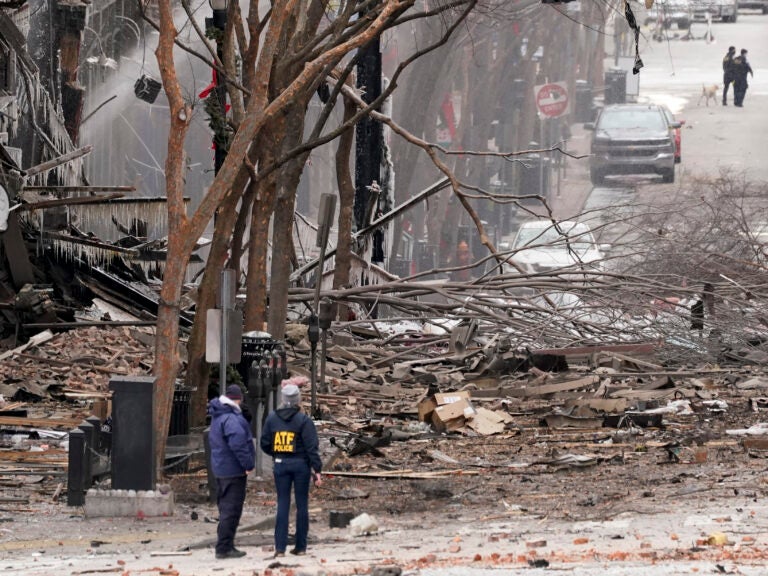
249, 360, 266, 474
272, 349, 283, 392
260, 359, 273, 412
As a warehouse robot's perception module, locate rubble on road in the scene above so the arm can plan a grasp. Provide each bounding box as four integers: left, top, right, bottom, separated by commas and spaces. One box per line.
1, 316, 768, 575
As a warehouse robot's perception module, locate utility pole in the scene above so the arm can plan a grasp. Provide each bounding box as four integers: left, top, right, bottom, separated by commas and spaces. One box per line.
354, 31, 383, 321
354, 36, 382, 238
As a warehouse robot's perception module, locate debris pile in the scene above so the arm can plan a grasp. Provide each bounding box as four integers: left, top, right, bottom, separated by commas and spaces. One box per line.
0, 326, 154, 403
3, 321, 768, 574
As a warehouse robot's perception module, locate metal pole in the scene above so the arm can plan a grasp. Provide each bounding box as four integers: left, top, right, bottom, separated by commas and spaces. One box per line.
354, 35, 382, 232
311, 195, 336, 418
249, 361, 265, 476
212, 6, 227, 175
255, 403, 264, 475
319, 299, 335, 395
219, 269, 236, 397
308, 236, 324, 415
539, 118, 545, 203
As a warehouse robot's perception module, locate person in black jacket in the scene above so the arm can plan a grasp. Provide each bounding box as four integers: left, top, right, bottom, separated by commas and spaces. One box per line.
722, 46, 736, 106
733, 49, 754, 108
208, 384, 255, 560
260, 383, 322, 557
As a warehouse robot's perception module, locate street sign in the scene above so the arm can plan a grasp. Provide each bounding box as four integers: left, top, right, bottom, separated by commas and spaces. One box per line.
205, 308, 243, 363
534, 82, 569, 118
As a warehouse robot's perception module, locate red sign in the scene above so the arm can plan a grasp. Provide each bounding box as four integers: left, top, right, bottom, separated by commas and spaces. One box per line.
534, 82, 569, 118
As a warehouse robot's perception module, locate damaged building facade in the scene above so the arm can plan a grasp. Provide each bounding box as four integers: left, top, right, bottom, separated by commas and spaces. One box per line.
0, 0, 204, 345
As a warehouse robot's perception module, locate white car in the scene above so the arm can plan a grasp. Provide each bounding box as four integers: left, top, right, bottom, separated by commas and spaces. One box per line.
505, 220, 607, 276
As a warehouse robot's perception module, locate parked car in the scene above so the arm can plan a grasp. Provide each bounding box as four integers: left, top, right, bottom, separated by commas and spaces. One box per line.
585, 104, 679, 185
691, 0, 739, 21
645, 0, 693, 29
737, 0, 768, 13
505, 220, 607, 276
660, 105, 684, 164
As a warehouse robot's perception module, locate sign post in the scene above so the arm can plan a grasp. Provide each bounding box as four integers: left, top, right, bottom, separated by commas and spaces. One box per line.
533, 82, 569, 201
205, 270, 242, 396
310, 193, 337, 419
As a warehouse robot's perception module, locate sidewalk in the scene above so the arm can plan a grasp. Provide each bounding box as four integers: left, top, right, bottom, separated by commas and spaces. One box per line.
4, 482, 768, 576
550, 121, 595, 219
506, 120, 594, 234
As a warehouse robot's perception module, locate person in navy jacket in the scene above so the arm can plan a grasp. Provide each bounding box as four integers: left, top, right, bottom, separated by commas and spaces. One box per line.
208, 384, 255, 559
260, 383, 322, 557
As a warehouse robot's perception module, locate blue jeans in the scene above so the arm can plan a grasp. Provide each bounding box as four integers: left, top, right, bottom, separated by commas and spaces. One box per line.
273, 457, 311, 552
215, 475, 247, 554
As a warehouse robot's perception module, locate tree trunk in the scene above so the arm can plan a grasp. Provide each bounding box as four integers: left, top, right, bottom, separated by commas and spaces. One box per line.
333, 97, 356, 321
244, 146, 277, 331
267, 188, 296, 341
153, 0, 194, 479
152, 0, 444, 473
186, 170, 248, 425
267, 109, 310, 340
229, 182, 256, 286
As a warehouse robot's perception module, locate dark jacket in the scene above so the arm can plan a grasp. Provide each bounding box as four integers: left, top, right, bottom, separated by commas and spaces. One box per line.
208, 396, 256, 478
723, 51, 735, 77
733, 56, 754, 84
260, 406, 322, 473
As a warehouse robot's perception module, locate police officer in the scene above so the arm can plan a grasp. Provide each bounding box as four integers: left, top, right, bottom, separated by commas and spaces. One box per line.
722, 46, 736, 106
733, 49, 754, 108
208, 384, 255, 559
260, 384, 322, 557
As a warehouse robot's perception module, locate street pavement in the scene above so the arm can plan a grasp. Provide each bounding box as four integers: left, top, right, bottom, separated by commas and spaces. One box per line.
552, 13, 768, 224
5, 493, 768, 576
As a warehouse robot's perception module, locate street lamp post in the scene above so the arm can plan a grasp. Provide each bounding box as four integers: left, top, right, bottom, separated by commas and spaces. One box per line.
208, 0, 228, 175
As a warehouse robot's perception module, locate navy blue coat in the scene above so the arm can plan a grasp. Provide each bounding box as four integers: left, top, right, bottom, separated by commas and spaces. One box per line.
208, 397, 256, 478
260, 406, 322, 473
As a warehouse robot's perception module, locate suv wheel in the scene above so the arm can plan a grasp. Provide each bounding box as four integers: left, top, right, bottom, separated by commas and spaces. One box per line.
590, 168, 604, 186
662, 169, 675, 184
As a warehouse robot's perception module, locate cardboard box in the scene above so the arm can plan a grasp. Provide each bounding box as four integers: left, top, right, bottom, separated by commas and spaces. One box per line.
467, 407, 514, 435
432, 399, 474, 433
418, 390, 471, 423
418, 396, 438, 423
434, 391, 471, 405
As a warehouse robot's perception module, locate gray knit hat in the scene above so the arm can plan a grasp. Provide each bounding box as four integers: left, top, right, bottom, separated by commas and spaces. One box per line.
281, 384, 301, 407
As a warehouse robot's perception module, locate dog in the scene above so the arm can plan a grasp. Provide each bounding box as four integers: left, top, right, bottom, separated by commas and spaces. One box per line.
698, 84, 719, 107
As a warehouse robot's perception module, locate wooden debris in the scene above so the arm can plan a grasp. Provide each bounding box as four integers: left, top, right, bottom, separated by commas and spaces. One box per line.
325, 469, 479, 479
0, 416, 82, 429
0, 330, 54, 361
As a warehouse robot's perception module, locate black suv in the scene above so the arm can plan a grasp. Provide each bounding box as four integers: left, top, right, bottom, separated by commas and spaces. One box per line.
586, 104, 679, 185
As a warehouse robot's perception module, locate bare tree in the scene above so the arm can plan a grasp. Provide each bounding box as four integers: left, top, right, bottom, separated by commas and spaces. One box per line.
151, 0, 491, 474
